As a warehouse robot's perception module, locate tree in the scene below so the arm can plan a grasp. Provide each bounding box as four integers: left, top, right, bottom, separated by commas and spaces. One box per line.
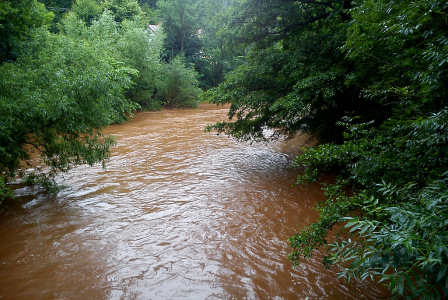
102, 0, 147, 23
202, 0, 388, 144
0, 0, 54, 61
344, 0, 448, 114
157, 0, 202, 65
203, 0, 448, 298
194, 0, 242, 88
39, 0, 75, 32
69, 2, 164, 108
287, 1, 448, 298
289, 109, 448, 299
155, 54, 202, 108
140, 2, 159, 25
155, 0, 242, 89
137, 0, 157, 7
0, 10, 141, 203
72, 0, 102, 25
118, 16, 164, 108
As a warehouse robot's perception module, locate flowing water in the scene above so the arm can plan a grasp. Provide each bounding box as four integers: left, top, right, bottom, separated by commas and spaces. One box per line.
0, 103, 387, 299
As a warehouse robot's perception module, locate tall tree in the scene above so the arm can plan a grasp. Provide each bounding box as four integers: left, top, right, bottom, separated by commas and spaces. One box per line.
0, 26, 137, 200
157, 0, 202, 65
288, 1, 448, 298
0, 0, 54, 61
196, 0, 241, 87
155, 54, 202, 108
71, 0, 102, 25
203, 0, 388, 143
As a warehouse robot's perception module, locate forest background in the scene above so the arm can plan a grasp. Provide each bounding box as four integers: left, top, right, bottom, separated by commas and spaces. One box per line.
1, 0, 447, 299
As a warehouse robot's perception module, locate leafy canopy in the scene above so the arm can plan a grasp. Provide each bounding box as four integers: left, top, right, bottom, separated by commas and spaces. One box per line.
202, 0, 388, 144
156, 54, 202, 109
0, 0, 54, 61
0, 5, 163, 202
203, 0, 448, 298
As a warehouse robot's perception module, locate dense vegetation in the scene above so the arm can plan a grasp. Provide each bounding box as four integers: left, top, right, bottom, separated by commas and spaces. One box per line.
1, 0, 447, 298
202, 0, 448, 299
0, 0, 204, 202
157, 0, 241, 89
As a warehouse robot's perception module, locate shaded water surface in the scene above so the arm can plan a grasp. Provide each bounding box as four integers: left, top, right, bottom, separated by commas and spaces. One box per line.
0, 104, 386, 299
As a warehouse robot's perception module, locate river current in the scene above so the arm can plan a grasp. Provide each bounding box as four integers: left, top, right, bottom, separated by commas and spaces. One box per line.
0, 103, 386, 299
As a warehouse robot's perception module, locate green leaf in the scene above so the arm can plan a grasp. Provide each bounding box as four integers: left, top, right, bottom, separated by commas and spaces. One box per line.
438, 265, 447, 282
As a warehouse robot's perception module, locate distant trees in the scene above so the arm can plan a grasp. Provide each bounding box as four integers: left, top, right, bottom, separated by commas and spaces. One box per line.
158, 0, 201, 60
0, 0, 213, 202
71, 0, 102, 25
102, 0, 146, 23
202, 0, 448, 298
39, 0, 75, 31
195, 0, 240, 87
157, 0, 240, 89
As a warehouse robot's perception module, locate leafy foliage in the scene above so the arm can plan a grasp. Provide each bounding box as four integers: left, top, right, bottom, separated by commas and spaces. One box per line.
119, 17, 164, 107
203, 0, 448, 298
102, 0, 147, 23
344, 0, 448, 105
0, 6, 152, 198
157, 0, 240, 89
0, 177, 14, 204
202, 0, 389, 143
0, 0, 54, 61
156, 55, 202, 108
72, 0, 102, 25
157, 0, 202, 65
329, 176, 448, 300
0, 0, 202, 200
65, 7, 167, 108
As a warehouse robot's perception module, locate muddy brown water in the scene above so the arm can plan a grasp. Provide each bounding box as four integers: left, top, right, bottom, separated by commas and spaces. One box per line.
0, 103, 387, 299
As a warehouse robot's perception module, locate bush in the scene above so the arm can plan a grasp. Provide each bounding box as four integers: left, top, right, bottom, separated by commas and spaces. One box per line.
289, 109, 448, 299
0, 11, 139, 192
156, 55, 202, 108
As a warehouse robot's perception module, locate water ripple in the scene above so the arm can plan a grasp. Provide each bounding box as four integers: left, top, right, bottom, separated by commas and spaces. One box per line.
0, 104, 387, 299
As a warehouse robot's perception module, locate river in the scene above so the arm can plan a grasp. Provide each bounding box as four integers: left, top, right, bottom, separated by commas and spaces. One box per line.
0, 103, 387, 299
